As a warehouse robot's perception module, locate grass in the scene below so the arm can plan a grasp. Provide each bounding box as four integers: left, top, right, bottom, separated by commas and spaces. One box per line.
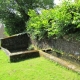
0, 50, 80, 80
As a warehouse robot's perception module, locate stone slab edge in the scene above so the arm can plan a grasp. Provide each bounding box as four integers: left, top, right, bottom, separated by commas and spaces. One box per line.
39, 50, 80, 74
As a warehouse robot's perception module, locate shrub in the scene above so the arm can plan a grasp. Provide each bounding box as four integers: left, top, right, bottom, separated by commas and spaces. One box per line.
27, 1, 80, 40
27, 9, 52, 40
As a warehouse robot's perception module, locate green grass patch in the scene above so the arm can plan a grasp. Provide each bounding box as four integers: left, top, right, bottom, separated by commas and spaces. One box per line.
0, 50, 80, 80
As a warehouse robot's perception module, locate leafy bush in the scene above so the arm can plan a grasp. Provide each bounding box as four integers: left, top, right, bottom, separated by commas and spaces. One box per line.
27, 1, 80, 40
27, 9, 52, 40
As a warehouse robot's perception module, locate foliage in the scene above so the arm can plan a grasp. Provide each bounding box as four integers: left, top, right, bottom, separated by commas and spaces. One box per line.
27, 9, 53, 40
27, 1, 80, 40
0, 0, 53, 35
0, 0, 28, 35
4, 13, 26, 35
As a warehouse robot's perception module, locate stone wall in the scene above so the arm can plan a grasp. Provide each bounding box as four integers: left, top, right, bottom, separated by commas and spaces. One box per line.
32, 38, 80, 59
1, 33, 31, 52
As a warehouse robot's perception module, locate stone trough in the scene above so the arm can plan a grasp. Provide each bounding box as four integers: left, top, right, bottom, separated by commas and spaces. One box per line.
1, 33, 39, 62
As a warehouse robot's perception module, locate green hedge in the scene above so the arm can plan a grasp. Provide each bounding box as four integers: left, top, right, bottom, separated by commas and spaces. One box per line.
27, 1, 80, 40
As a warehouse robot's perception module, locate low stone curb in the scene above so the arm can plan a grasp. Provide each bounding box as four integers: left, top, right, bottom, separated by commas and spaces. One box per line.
39, 50, 80, 74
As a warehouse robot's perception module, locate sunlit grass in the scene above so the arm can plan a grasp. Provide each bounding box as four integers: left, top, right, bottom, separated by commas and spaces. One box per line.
0, 50, 80, 80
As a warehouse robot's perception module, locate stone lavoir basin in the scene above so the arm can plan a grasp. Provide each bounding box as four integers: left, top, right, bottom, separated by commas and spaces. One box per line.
1, 33, 39, 62
1, 32, 80, 74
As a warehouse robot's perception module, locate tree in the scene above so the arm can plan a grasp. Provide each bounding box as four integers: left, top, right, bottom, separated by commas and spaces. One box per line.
0, 0, 54, 35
